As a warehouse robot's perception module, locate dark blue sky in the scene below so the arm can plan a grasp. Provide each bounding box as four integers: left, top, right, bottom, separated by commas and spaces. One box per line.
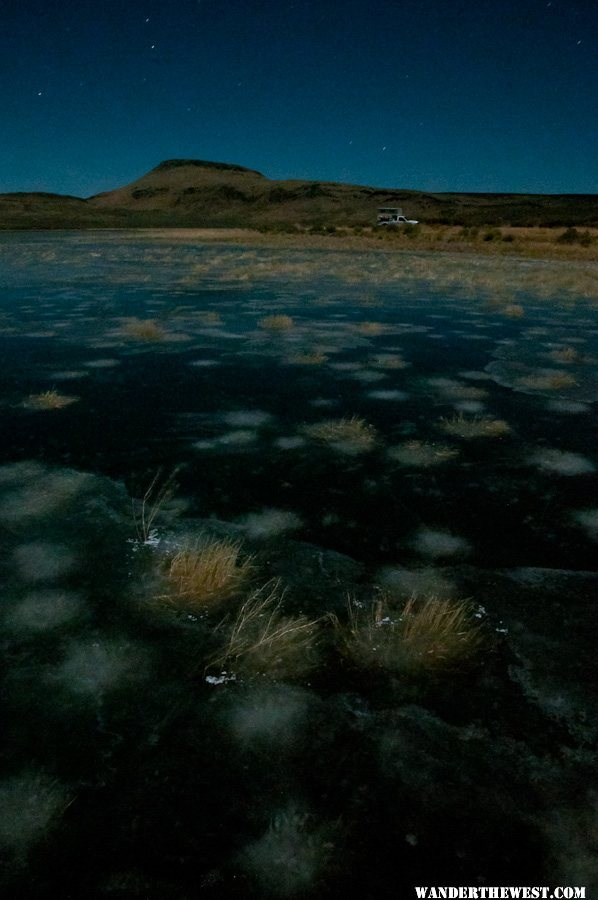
1, 0, 596, 196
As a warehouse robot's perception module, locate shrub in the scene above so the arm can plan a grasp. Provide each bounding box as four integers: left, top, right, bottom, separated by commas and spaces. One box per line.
458, 226, 480, 240
556, 227, 592, 246
403, 223, 420, 238
483, 229, 501, 242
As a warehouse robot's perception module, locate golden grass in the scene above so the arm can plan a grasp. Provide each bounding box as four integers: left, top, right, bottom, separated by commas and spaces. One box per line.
440, 413, 511, 438
25, 390, 78, 410
332, 594, 481, 675
144, 225, 598, 264
207, 580, 321, 678
370, 353, 409, 370
517, 371, 578, 391
168, 230, 598, 300
199, 310, 223, 325
302, 416, 377, 453
550, 346, 579, 363
354, 321, 387, 335
503, 303, 525, 318
288, 351, 328, 365
258, 314, 294, 331
156, 535, 254, 613
122, 318, 167, 341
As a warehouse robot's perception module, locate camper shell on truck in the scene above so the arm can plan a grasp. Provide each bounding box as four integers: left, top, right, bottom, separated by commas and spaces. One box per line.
376, 207, 419, 225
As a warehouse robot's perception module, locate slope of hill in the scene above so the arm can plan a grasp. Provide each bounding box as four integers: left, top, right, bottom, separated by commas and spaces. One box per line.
1, 160, 597, 229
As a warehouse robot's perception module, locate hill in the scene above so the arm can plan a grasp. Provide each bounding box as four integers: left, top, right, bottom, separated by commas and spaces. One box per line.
1, 159, 597, 229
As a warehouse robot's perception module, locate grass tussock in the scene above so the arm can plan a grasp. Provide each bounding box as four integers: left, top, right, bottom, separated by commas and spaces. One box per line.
503, 303, 525, 318
302, 416, 377, 453
517, 371, 578, 391
122, 318, 168, 341
156, 536, 254, 613
207, 580, 321, 678
440, 413, 511, 439
354, 321, 387, 335
199, 310, 223, 325
550, 346, 579, 363
25, 390, 78, 410
288, 351, 328, 365
332, 595, 481, 675
370, 353, 409, 370
258, 314, 294, 331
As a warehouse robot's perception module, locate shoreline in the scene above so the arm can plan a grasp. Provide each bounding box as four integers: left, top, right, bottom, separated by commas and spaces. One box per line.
3, 224, 596, 263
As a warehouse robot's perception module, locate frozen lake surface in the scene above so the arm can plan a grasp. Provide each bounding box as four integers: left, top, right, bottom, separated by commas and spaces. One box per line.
1, 232, 597, 896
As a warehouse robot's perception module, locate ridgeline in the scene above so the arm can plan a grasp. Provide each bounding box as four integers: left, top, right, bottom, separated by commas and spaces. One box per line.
1, 159, 597, 230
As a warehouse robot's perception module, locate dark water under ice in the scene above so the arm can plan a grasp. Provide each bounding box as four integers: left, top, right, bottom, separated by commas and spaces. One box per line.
0, 233, 597, 897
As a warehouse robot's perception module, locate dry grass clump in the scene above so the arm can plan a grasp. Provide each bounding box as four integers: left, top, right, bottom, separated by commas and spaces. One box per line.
354, 321, 387, 335
122, 318, 167, 341
156, 536, 254, 613
440, 413, 510, 439
503, 303, 525, 318
258, 314, 294, 331
302, 416, 377, 454
332, 595, 481, 675
24, 390, 78, 410
207, 580, 321, 678
288, 351, 328, 365
370, 353, 409, 370
517, 371, 578, 391
550, 346, 579, 363
387, 440, 459, 467
199, 310, 223, 325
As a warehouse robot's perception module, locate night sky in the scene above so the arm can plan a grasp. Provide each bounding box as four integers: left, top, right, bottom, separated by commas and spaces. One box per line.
1, 0, 596, 197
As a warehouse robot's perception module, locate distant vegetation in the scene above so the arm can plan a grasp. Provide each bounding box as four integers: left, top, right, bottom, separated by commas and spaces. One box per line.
1, 159, 596, 230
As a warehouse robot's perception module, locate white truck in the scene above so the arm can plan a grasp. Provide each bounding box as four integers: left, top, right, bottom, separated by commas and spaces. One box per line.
376, 207, 419, 226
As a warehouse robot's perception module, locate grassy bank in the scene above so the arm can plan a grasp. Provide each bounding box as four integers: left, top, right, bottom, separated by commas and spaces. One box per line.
137, 223, 598, 262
